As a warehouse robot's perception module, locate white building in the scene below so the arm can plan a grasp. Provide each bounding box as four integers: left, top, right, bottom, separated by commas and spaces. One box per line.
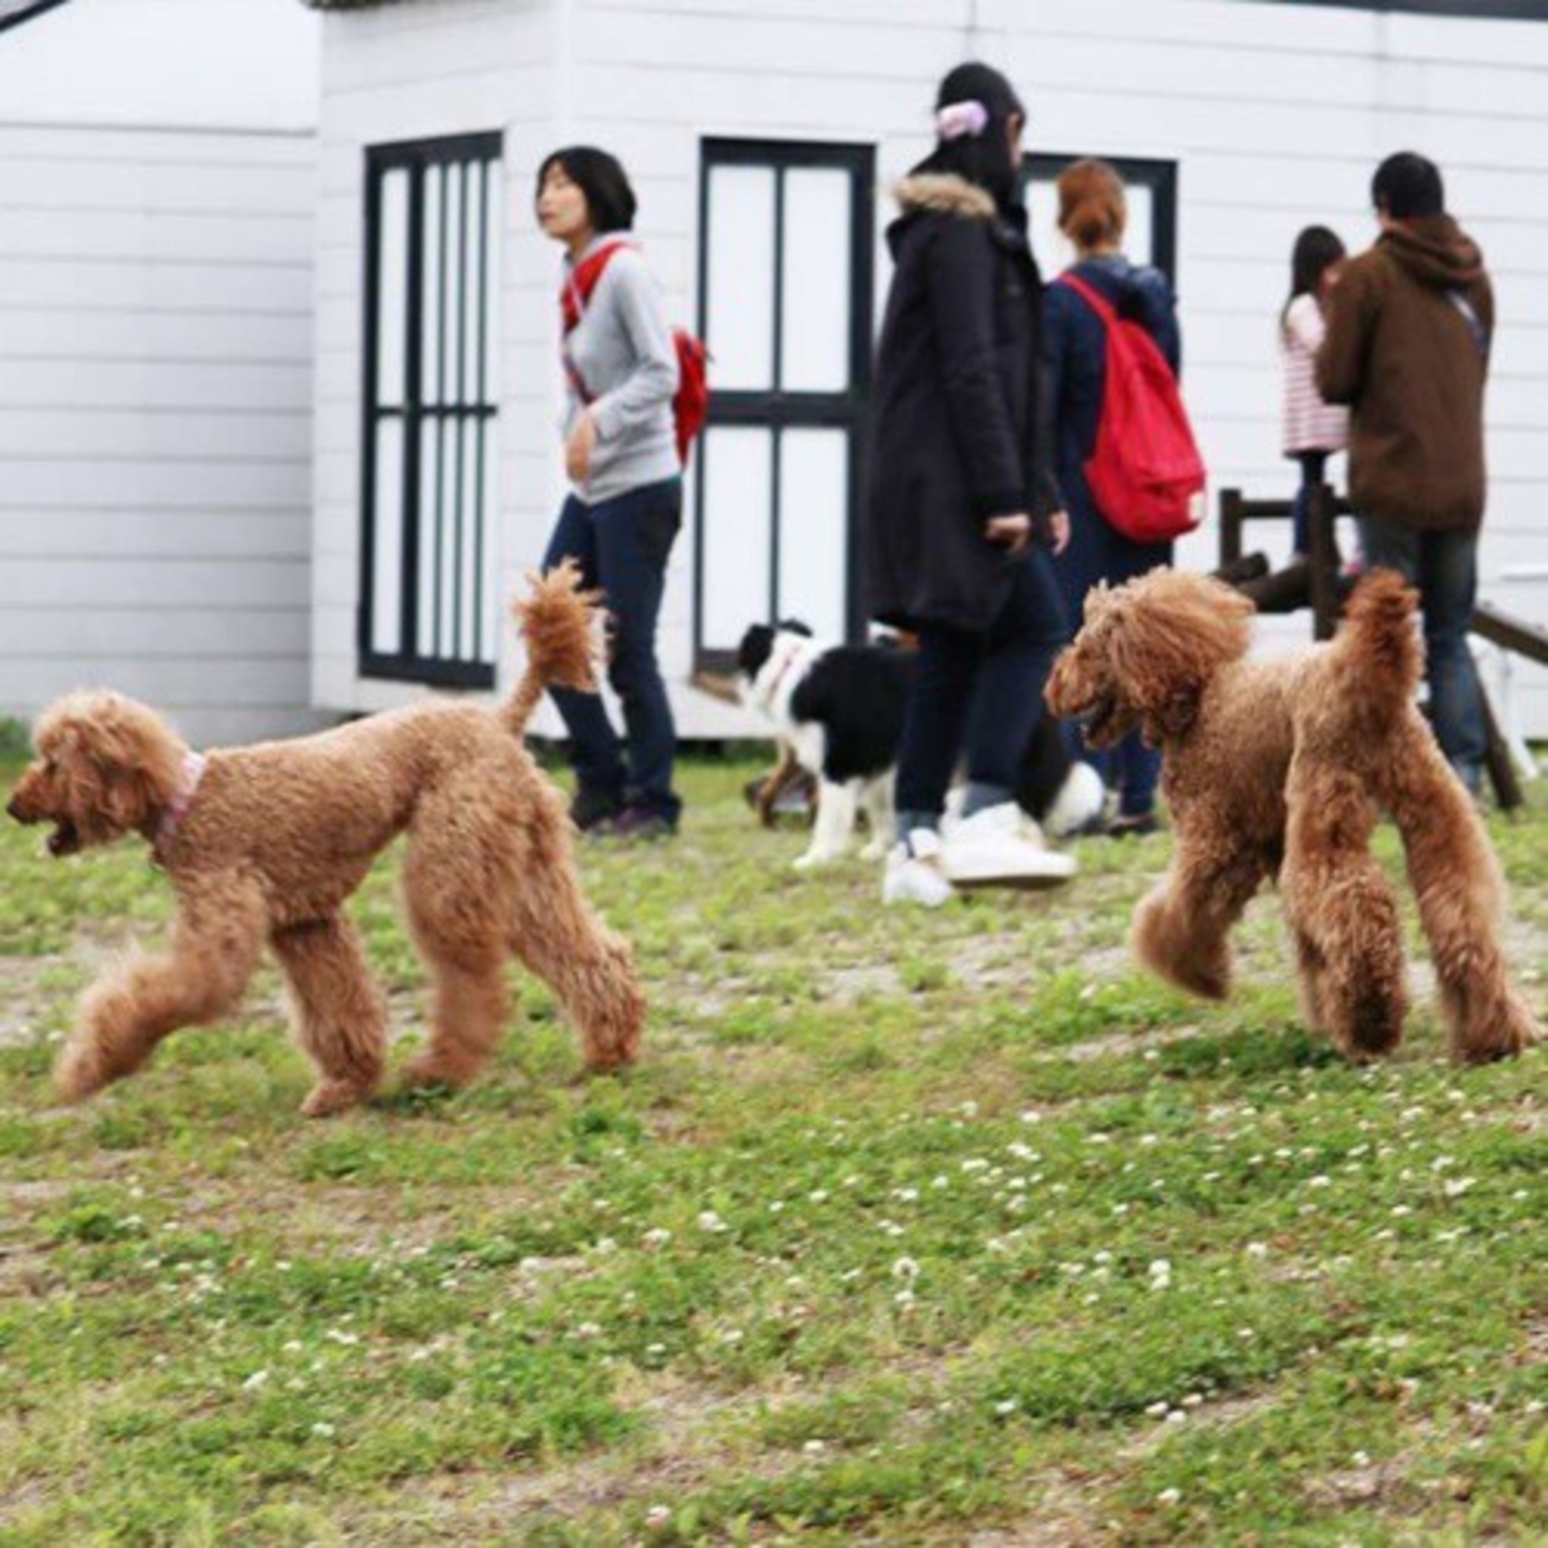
5, 1, 1545, 744
305, 0, 1548, 743
0, 0, 321, 743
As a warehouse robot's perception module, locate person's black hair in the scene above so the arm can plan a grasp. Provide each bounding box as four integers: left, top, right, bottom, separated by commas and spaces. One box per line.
1371, 152, 1445, 220
1283, 224, 1346, 326
912, 61, 1026, 210
535, 145, 637, 234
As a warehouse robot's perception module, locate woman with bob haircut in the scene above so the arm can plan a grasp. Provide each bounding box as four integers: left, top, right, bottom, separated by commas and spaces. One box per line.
1044, 157, 1183, 838
536, 145, 683, 839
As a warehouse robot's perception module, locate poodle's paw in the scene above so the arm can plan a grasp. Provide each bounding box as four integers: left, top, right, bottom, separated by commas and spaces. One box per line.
1453, 998, 1541, 1064
55, 1043, 111, 1105
399, 1055, 469, 1092
300, 1079, 369, 1118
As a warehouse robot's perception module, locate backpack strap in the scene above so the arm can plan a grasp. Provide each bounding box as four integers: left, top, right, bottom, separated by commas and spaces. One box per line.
561, 239, 636, 334
1057, 270, 1118, 329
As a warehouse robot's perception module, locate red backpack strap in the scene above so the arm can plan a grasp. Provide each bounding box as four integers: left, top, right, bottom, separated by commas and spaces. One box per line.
1057, 270, 1118, 330
561, 239, 635, 334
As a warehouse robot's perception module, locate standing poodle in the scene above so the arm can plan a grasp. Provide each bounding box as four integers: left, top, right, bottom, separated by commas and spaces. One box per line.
7, 566, 646, 1116
1047, 567, 1538, 1063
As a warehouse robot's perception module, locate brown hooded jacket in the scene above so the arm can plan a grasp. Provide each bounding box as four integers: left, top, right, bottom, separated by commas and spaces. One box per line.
1316, 215, 1493, 532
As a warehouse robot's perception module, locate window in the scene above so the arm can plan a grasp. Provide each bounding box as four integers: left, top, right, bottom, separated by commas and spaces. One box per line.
360, 133, 502, 686
694, 139, 875, 669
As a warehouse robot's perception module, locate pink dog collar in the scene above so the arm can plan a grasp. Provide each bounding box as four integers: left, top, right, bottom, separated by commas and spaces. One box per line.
154, 751, 206, 860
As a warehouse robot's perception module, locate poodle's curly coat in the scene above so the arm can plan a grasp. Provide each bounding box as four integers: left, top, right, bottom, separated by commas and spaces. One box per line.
1047, 567, 1538, 1063
7, 566, 646, 1116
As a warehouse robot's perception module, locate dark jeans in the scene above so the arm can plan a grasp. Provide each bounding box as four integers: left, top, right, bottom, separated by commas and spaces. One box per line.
1357, 515, 1487, 793
895, 547, 1069, 830
1056, 507, 1171, 818
1290, 449, 1329, 556
541, 477, 683, 820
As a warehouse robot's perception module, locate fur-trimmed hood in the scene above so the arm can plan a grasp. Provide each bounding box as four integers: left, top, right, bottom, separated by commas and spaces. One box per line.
889, 172, 996, 222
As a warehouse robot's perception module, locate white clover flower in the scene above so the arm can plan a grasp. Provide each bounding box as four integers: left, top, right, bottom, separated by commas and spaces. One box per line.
241, 1370, 270, 1392
1166, 1409, 1187, 1424
808, 1190, 829, 1204
1443, 1178, 1475, 1198
1246, 1242, 1269, 1258
803, 1438, 827, 1455
894, 1289, 916, 1308
642, 1227, 672, 1247
1157, 1487, 1182, 1507
932, 1174, 951, 1190
961, 1158, 990, 1173
1007, 1141, 1034, 1161
311, 1422, 336, 1438
645, 1503, 672, 1528
646, 1342, 666, 1357
959, 1101, 979, 1117
1308, 1175, 1331, 1189
697, 1211, 728, 1233
721, 1328, 743, 1344
1019, 1110, 1043, 1124
994, 1398, 1018, 1416
891, 1256, 920, 1281
1181, 1393, 1204, 1409
1144, 1400, 1169, 1418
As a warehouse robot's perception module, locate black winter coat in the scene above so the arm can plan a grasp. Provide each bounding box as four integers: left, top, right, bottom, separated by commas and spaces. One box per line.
863, 173, 1060, 634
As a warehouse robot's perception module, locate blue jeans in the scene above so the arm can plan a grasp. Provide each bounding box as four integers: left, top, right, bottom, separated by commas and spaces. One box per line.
1290, 450, 1329, 557
1056, 507, 1171, 818
894, 547, 1069, 835
542, 477, 682, 820
1356, 516, 1487, 793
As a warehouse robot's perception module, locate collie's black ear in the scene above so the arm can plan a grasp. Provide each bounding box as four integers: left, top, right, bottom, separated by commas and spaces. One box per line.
776, 618, 813, 637
736, 623, 776, 675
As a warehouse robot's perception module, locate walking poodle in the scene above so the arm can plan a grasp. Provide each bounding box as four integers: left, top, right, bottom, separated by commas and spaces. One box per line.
7, 565, 646, 1116
1047, 567, 1538, 1063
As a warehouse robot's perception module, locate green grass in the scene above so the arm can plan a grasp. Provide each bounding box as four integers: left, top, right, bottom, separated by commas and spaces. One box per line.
1, 753, 1543, 1544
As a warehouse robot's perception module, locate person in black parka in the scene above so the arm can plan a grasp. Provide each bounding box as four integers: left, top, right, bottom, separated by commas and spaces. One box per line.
864, 62, 1075, 905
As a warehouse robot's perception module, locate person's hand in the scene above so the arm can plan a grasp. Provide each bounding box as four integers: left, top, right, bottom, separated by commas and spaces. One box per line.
565, 412, 597, 484
1047, 510, 1071, 556
984, 512, 1033, 558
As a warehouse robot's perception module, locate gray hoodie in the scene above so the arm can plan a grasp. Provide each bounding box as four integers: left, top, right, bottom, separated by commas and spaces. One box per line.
562, 237, 680, 504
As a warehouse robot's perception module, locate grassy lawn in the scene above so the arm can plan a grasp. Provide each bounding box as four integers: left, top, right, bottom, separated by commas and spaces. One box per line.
1, 750, 1543, 1544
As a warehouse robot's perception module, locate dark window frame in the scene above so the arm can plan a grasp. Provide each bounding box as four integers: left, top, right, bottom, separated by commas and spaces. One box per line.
359, 131, 502, 689
1253, 1, 1548, 18
1022, 153, 1180, 285
0, 0, 70, 35
693, 137, 876, 673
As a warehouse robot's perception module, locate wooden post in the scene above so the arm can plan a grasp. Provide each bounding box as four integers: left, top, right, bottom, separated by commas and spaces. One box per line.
1307, 483, 1339, 641
1219, 488, 1243, 569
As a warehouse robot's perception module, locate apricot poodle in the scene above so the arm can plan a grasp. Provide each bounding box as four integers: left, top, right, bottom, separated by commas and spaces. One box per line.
7, 566, 645, 1116
1047, 567, 1538, 1063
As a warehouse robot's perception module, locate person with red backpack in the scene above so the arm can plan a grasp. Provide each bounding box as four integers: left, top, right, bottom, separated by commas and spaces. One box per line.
537, 146, 704, 839
1044, 158, 1199, 838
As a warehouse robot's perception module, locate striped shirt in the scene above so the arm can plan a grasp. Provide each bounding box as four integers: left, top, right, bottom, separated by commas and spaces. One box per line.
1281, 293, 1348, 456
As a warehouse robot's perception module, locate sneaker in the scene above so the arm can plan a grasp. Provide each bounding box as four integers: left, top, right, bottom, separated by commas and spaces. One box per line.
940, 803, 1076, 890
571, 784, 623, 832
597, 805, 678, 841
1104, 810, 1160, 839
1042, 762, 1107, 840
882, 829, 955, 908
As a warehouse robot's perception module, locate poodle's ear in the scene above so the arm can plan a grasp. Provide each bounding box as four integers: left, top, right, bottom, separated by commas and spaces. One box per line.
75, 696, 177, 832
1104, 574, 1255, 740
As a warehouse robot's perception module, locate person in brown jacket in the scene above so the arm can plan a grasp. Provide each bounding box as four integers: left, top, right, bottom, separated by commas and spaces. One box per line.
1317, 152, 1493, 795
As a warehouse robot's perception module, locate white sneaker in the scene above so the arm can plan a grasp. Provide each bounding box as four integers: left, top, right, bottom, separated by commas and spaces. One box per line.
882, 828, 956, 908
940, 802, 1077, 890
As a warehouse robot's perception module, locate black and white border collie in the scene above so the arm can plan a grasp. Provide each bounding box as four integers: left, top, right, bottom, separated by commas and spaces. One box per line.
737, 622, 1104, 870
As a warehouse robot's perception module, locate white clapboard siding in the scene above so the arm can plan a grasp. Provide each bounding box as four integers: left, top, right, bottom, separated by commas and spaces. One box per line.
310, 0, 1548, 739
0, 0, 322, 743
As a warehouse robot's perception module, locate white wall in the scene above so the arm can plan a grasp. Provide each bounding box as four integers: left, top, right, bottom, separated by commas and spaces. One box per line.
0, 0, 323, 744
311, 0, 563, 721
314, 0, 1548, 738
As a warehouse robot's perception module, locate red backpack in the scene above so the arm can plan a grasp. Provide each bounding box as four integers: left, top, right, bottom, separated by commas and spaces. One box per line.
1057, 271, 1205, 543
561, 241, 710, 469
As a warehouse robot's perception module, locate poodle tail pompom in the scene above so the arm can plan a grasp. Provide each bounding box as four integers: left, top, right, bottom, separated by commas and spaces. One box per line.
502, 562, 605, 737
1332, 567, 1423, 715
